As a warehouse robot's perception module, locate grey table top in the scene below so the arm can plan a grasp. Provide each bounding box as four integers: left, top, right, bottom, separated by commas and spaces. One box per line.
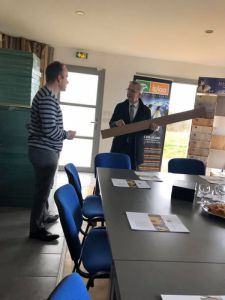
114, 260, 225, 300
98, 168, 225, 263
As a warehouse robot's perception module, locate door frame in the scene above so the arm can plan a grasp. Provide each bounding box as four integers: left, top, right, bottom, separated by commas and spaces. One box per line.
59, 64, 105, 172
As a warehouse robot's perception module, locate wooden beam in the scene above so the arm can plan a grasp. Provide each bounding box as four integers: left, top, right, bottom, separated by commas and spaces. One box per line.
101, 106, 206, 139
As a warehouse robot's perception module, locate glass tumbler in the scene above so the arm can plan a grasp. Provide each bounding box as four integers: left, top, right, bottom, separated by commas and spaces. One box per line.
198, 183, 211, 205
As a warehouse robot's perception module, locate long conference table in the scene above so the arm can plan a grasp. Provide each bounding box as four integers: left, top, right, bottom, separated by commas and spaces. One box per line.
97, 168, 225, 300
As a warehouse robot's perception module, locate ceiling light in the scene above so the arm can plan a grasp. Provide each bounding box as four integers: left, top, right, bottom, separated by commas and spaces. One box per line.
205, 29, 214, 34
75, 10, 86, 16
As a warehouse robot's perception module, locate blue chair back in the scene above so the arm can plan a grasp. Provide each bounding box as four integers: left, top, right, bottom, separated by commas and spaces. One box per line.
95, 152, 132, 177
54, 184, 83, 262
64, 163, 83, 207
47, 273, 90, 300
168, 158, 205, 175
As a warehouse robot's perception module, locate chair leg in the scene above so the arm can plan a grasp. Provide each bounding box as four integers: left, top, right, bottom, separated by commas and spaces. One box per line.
72, 264, 76, 272
86, 278, 94, 289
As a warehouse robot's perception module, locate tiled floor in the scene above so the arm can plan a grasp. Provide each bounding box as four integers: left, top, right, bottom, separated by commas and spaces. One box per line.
0, 171, 98, 300
0, 206, 65, 300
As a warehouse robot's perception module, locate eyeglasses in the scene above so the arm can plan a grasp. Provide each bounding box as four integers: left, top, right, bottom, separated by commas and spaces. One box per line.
126, 88, 140, 93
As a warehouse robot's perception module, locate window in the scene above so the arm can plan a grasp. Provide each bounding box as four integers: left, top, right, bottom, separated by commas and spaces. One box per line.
161, 82, 197, 172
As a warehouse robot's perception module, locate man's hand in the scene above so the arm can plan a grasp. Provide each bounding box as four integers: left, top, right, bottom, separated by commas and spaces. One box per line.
115, 120, 125, 127
149, 122, 159, 131
67, 130, 76, 140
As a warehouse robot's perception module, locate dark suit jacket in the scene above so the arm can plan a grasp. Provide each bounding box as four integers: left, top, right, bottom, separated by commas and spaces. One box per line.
109, 99, 152, 169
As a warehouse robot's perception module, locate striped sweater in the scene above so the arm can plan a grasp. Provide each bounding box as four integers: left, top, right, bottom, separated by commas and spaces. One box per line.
28, 86, 67, 152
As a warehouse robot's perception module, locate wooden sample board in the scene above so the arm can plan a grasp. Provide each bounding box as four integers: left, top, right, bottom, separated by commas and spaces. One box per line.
101, 106, 206, 139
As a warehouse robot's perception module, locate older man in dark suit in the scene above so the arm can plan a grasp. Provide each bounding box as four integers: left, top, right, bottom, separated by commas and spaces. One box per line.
109, 81, 156, 170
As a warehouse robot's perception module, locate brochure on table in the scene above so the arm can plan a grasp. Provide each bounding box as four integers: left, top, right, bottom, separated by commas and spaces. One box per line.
111, 178, 150, 189
162, 295, 225, 300
135, 171, 163, 182
126, 212, 189, 233
200, 176, 225, 184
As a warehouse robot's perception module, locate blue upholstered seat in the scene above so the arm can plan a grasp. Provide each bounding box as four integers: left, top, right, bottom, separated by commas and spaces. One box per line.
65, 163, 104, 234
95, 152, 132, 177
47, 273, 90, 300
54, 184, 112, 289
168, 158, 205, 175
94, 152, 132, 194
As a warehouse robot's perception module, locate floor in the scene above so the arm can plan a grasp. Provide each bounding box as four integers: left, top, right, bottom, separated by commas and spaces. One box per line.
0, 171, 108, 300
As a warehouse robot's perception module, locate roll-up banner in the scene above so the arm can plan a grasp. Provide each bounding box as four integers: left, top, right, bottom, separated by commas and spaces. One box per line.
134, 75, 172, 171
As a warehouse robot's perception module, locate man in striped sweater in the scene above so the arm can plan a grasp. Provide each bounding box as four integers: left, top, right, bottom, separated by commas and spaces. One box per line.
28, 61, 76, 241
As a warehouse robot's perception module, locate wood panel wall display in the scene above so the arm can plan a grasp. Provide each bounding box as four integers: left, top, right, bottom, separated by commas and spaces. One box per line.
188, 92, 225, 171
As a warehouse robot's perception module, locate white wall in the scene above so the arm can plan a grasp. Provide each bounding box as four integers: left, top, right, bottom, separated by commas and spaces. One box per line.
54, 48, 225, 152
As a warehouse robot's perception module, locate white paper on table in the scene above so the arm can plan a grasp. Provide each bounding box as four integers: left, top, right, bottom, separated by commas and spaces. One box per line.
162, 296, 225, 300
126, 212, 189, 233
200, 175, 225, 184
111, 178, 150, 189
111, 179, 129, 187
135, 171, 163, 182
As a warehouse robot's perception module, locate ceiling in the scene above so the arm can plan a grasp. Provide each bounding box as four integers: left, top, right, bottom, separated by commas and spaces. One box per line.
1, 0, 225, 67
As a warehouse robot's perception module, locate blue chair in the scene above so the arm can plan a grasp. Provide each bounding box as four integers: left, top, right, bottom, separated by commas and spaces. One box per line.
94, 152, 132, 177
64, 163, 104, 235
47, 273, 90, 300
168, 158, 205, 175
54, 184, 112, 289
94, 152, 132, 194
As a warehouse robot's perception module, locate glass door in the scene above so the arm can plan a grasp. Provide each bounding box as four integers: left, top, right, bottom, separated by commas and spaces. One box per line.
58, 65, 105, 172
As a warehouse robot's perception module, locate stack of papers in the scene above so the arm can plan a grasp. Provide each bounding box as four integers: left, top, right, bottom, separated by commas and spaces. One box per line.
112, 178, 150, 189
126, 212, 189, 233
200, 176, 225, 184
162, 296, 225, 300
135, 171, 163, 182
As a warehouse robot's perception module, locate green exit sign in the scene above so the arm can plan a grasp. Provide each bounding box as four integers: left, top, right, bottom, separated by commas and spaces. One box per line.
75, 51, 88, 59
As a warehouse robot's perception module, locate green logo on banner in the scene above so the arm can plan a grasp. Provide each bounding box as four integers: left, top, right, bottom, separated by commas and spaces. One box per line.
137, 80, 150, 93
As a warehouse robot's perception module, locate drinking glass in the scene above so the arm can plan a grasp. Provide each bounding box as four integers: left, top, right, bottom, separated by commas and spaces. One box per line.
214, 184, 225, 202
198, 183, 211, 205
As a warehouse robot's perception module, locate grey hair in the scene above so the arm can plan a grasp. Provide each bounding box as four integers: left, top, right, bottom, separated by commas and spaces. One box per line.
129, 80, 143, 93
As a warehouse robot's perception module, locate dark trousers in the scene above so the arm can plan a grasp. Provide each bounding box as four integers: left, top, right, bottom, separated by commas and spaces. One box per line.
29, 147, 59, 233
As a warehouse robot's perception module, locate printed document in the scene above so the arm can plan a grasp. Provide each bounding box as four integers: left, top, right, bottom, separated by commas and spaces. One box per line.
162, 296, 225, 300
112, 178, 150, 189
135, 171, 163, 182
126, 212, 189, 233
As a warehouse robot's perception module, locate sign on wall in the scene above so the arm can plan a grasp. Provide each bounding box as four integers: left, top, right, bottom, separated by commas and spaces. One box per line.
197, 77, 225, 94
134, 75, 172, 171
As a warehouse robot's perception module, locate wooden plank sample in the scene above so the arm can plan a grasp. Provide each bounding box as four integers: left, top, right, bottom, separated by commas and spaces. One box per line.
101, 106, 206, 139
195, 94, 217, 114
189, 140, 211, 149
190, 132, 211, 142
215, 95, 225, 116
207, 149, 225, 169
192, 118, 214, 127
191, 125, 213, 134
210, 135, 225, 150
188, 155, 208, 165
188, 148, 209, 157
